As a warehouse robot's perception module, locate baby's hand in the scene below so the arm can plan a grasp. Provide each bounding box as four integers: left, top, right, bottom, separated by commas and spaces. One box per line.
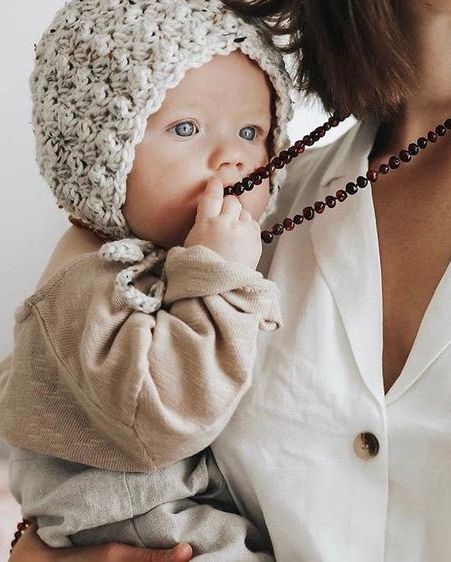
184, 177, 262, 270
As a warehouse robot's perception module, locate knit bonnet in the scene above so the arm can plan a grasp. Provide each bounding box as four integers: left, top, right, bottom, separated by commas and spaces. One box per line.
31, 0, 293, 241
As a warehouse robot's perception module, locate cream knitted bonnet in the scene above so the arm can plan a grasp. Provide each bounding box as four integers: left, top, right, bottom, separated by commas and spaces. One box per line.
31, 0, 293, 241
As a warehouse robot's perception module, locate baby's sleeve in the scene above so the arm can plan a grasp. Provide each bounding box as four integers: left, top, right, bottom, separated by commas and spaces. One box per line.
32, 246, 281, 469
137, 245, 281, 467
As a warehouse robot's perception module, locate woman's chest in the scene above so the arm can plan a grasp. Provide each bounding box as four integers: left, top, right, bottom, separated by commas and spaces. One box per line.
371, 166, 451, 391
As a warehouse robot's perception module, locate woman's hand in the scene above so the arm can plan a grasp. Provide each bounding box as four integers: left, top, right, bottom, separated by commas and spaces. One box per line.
9, 524, 194, 562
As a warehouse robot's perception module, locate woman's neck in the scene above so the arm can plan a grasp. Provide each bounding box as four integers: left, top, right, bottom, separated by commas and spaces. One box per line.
375, 1, 451, 156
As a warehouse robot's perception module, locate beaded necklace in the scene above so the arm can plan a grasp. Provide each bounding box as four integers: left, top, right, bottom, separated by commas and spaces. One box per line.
68, 113, 451, 246
227, 113, 451, 244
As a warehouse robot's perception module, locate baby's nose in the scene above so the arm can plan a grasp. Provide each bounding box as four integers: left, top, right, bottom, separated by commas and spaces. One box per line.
209, 140, 245, 174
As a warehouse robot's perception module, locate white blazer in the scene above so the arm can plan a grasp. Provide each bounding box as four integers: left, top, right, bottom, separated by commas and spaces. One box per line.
212, 120, 451, 562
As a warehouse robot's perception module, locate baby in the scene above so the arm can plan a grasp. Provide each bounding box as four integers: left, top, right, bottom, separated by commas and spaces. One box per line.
0, 0, 292, 559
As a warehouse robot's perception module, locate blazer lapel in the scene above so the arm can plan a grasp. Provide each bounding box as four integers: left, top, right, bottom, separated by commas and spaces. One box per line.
310, 120, 385, 403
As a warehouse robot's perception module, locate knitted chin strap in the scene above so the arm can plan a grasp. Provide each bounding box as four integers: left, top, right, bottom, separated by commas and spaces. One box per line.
99, 238, 167, 315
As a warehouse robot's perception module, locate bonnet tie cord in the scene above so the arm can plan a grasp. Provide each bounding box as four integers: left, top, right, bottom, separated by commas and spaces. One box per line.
99, 238, 167, 315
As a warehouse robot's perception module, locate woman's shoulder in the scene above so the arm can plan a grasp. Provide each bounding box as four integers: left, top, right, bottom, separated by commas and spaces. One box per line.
36, 226, 104, 291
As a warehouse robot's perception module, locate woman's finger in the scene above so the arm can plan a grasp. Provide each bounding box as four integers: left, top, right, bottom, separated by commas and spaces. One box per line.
8, 524, 194, 562
195, 177, 224, 220
61, 541, 193, 562
221, 195, 242, 220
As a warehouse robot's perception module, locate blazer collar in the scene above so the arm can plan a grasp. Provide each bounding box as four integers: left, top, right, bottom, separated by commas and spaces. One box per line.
310, 119, 385, 403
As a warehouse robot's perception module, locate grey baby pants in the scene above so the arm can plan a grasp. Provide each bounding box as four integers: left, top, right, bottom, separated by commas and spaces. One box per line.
9, 446, 274, 561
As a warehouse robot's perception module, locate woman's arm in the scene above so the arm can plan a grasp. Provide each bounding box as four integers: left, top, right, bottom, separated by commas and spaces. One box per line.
9, 525, 193, 562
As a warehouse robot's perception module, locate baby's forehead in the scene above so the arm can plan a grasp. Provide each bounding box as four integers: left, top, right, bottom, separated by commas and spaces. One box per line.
148, 51, 273, 115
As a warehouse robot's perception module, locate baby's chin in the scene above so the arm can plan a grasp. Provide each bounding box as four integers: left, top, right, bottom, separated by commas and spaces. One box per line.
154, 224, 196, 250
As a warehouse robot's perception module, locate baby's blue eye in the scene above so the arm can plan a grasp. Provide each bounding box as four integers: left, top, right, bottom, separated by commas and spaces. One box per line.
239, 126, 257, 141
173, 121, 198, 137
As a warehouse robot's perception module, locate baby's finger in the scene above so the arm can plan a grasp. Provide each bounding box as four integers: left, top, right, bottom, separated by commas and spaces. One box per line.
221, 195, 242, 220
239, 207, 253, 222
196, 178, 224, 220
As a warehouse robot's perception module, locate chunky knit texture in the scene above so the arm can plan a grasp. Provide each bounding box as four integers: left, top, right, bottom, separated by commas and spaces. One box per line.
31, 0, 293, 241
99, 238, 167, 314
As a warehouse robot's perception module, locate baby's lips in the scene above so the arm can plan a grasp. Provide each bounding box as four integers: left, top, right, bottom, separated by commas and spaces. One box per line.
212, 172, 243, 189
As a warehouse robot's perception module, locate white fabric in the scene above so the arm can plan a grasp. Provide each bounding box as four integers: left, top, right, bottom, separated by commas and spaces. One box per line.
212, 120, 451, 562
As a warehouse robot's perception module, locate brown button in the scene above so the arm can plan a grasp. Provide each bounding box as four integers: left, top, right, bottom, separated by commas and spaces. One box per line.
353, 432, 380, 460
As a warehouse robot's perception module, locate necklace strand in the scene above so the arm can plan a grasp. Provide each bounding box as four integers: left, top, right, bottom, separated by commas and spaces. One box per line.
68, 113, 451, 246
10, 519, 32, 554
238, 116, 451, 244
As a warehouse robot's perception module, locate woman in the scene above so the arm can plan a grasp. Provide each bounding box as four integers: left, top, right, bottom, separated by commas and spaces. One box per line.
9, 0, 451, 560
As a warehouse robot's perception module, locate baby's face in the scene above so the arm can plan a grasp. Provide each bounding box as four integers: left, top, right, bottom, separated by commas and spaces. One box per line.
123, 50, 272, 248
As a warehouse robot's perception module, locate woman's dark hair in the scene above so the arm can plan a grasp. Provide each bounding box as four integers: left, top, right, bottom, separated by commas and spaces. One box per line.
224, 0, 414, 119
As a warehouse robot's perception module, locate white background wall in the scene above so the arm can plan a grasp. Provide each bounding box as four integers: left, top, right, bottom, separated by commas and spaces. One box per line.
0, 1, 354, 360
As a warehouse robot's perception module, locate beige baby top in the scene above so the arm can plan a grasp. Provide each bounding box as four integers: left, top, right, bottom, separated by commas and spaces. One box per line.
0, 245, 281, 472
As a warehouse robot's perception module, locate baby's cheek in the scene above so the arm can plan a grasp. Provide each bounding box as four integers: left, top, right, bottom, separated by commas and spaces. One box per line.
242, 178, 270, 221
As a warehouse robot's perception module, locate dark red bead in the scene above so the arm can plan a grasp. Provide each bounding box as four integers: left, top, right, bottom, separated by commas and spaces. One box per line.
336, 189, 348, 202
223, 186, 233, 196
242, 177, 254, 191
261, 230, 274, 244
445, 118, 451, 130
367, 169, 379, 182
345, 182, 358, 195
256, 166, 270, 179
314, 201, 325, 213
408, 143, 419, 156
417, 137, 428, 149
428, 131, 437, 143
283, 217, 295, 230
325, 195, 337, 208
329, 117, 339, 127
293, 214, 304, 224
280, 150, 291, 163
14, 532, 22, 540
232, 183, 244, 195
250, 173, 263, 186
288, 146, 299, 158
357, 175, 368, 188
272, 223, 284, 235
436, 125, 446, 136
378, 164, 390, 175
294, 140, 305, 152
317, 126, 326, 137
311, 130, 320, 142
303, 206, 315, 220
17, 522, 28, 532
399, 150, 411, 163
303, 135, 314, 146
323, 122, 331, 131
271, 156, 284, 169
389, 156, 400, 169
